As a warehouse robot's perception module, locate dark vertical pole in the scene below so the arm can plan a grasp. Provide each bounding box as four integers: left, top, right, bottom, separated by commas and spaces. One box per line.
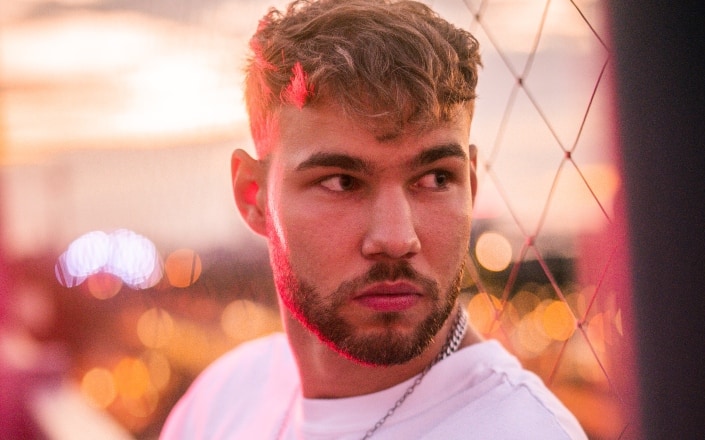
608, 1, 705, 439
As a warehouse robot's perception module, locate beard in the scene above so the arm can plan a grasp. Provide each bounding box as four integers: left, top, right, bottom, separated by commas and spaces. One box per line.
271, 244, 464, 366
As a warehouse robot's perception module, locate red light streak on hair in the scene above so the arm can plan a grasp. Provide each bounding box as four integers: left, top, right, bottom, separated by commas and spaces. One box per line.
283, 62, 313, 110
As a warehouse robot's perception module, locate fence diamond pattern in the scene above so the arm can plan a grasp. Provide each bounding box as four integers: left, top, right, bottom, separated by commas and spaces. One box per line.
427, 0, 634, 438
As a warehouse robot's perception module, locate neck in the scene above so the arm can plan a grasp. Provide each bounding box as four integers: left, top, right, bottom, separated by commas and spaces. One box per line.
283, 305, 482, 399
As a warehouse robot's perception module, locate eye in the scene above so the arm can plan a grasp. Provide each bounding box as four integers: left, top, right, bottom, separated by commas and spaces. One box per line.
319, 174, 359, 192
415, 170, 452, 190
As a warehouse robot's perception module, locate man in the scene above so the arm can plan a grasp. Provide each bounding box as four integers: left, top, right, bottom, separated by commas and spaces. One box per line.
161, 0, 587, 438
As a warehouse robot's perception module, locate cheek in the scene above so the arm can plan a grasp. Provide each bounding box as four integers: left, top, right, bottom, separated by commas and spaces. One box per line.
269, 196, 362, 282
417, 204, 472, 263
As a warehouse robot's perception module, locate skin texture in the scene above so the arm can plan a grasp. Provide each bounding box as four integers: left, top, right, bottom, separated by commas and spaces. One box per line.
232, 102, 482, 398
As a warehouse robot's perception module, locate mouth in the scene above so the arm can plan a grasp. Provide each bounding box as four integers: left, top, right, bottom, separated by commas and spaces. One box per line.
353, 281, 423, 312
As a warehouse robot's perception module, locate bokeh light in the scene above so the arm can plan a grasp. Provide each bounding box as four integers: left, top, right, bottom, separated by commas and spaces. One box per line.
511, 289, 541, 318
221, 299, 280, 341
55, 229, 163, 290
81, 367, 117, 409
587, 312, 608, 355
85, 272, 123, 300
113, 356, 160, 419
137, 308, 175, 349
164, 248, 202, 288
614, 309, 623, 337
475, 231, 513, 272
106, 229, 162, 289
566, 289, 588, 321
142, 350, 171, 391
121, 383, 159, 419
65, 230, 110, 277
512, 303, 553, 357
466, 292, 502, 334
542, 300, 577, 341
54, 261, 85, 288
113, 357, 152, 401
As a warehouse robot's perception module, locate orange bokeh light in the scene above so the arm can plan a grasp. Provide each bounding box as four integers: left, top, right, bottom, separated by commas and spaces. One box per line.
142, 350, 171, 391
542, 300, 577, 341
137, 308, 175, 349
220, 299, 279, 341
164, 248, 202, 288
81, 367, 117, 409
513, 307, 552, 357
113, 357, 152, 400
475, 232, 513, 272
466, 292, 502, 335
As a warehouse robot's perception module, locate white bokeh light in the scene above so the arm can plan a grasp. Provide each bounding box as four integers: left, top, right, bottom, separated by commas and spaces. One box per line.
65, 230, 110, 277
106, 229, 161, 289
55, 228, 163, 290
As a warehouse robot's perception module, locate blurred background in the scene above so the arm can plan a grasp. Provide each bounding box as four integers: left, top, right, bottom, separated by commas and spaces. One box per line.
0, 0, 642, 438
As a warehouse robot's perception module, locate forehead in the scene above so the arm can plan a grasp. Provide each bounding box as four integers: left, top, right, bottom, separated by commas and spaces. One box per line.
271, 103, 472, 165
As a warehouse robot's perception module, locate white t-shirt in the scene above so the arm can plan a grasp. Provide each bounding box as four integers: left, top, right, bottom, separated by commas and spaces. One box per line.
161, 333, 587, 439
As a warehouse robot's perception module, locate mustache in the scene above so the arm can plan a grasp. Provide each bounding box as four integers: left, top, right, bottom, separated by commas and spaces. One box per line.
331, 260, 438, 303
364, 260, 421, 283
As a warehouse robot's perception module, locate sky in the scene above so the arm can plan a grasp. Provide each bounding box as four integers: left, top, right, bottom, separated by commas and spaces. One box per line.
0, 0, 616, 259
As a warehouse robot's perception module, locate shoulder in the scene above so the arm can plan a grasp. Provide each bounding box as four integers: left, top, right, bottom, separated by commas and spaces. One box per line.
182, 332, 290, 395
200, 332, 291, 378
426, 340, 588, 439
160, 333, 295, 439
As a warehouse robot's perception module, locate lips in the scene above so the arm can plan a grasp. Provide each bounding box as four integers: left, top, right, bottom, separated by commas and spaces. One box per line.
353, 281, 422, 312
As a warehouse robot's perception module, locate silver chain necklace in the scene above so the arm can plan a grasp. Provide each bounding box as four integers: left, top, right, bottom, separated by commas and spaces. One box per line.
276, 307, 468, 440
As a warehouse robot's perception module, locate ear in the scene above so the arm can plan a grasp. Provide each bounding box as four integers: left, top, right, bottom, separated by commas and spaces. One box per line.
231, 149, 267, 236
469, 144, 478, 204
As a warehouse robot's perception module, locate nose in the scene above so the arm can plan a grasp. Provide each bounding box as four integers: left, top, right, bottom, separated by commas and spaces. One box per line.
361, 187, 421, 259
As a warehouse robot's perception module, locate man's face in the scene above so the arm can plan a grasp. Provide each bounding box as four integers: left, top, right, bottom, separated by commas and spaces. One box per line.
263, 103, 475, 366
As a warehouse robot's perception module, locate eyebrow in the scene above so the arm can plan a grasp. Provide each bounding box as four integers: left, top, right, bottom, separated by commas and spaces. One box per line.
294, 143, 468, 173
295, 152, 373, 173
408, 143, 469, 168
